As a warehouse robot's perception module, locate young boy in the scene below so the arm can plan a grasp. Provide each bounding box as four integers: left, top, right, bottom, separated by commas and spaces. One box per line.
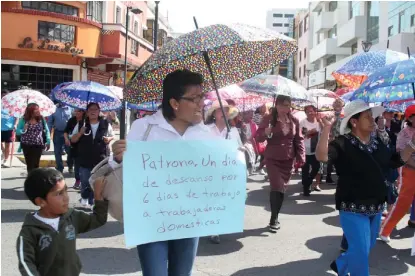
16, 168, 108, 276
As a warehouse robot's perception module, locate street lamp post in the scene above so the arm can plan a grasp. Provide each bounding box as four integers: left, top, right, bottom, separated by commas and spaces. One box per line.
153, 1, 160, 51
120, 6, 142, 139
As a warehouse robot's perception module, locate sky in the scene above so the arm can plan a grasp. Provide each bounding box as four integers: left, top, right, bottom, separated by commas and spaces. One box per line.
162, 0, 310, 33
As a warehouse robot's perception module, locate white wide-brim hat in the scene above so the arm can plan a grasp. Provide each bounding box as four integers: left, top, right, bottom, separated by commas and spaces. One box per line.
339, 100, 385, 135
206, 100, 229, 118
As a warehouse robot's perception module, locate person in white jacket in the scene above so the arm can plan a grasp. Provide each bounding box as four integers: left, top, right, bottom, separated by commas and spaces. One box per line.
110, 69, 219, 276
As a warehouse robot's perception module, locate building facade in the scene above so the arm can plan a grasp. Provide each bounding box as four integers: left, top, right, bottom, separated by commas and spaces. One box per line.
1, 1, 172, 93
294, 9, 311, 87
307, 1, 415, 89
266, 9, 297, 78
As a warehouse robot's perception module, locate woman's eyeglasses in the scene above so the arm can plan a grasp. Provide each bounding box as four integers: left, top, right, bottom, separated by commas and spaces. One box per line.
180, 95, 204, 104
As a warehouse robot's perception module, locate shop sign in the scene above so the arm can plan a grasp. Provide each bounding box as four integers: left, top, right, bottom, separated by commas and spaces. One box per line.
17, 37, 83, 56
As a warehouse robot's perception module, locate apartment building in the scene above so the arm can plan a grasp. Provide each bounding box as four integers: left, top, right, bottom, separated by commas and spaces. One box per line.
294, 9, 311, 87
266, 9, 297, 79
307, 1, 415, 89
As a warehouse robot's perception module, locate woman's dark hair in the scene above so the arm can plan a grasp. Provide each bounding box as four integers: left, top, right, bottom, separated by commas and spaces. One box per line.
24, 168, 64, 205
406, 117, 413, 127
304, 105, 317, 113
161, 69, 203, 120
23, 103, 42, 122
87, 102, 100, 110
346, 112, 362, 130
271, 95, 291, 126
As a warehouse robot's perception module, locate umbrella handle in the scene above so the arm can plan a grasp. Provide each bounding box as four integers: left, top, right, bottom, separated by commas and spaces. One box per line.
83, 121, 91, 136
193, 16, 231, 139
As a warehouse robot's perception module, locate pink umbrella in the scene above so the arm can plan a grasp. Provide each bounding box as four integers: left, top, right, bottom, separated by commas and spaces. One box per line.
292, 89, 344, 112
205, 84, 246, 100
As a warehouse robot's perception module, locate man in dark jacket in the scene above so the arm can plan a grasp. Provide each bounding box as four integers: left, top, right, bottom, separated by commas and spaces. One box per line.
71, 103, 114, 206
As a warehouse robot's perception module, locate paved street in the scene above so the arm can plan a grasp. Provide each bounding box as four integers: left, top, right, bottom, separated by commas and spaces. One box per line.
1, 157, 414, 276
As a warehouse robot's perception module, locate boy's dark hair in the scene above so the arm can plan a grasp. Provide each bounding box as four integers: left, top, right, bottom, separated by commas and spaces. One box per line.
24, 168, 64, 205
161, 69, 203, 120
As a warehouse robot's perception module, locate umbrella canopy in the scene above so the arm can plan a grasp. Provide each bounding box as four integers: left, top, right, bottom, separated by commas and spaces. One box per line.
124, 23, 297, 105
335, 87, 354, 97
50, 82, 71, 101
351, 59, 415, 103
383, 100, 415, 113
205, 84, 246, 100
341, 91, 355, 102
53, 81, 122, 111
332, 50, 411, 89
107, 86, 123, 99
291, 89, 343, 112
205, 93, 270, 112
1, 89, 56, 117
239, 74, 313, 102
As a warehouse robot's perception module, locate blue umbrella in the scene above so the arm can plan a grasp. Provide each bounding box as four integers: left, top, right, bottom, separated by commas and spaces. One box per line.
383, 100, 415, 113
53, 81, 122, 111
350, 59, 415, 103
332, 50, 411, 89
50, 82, 71, 102
341, 91, 354, 102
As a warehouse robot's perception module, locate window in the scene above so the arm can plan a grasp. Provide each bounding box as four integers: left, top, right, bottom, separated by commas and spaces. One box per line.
299, 67, 301, 79
303, 65, 306, 77
158, 30, 167, 48
399, 10, 405, 33
328, 25, 337, 38
38, 21, 75, 43
86, 1, 103, 23
284, 32, 289, 36
411, 14, 415, 27
349, 1, 360, 19
273, 13, 283, 18
329, 1, 338, 12
304, 15, 309, 32
284, 23, 289, 27
351, 43, 358, 54
318, 9, 322, 16
299, 22, 303, 37
1, 64, 73, 95
131, 39, 138, 56
116, 6, 121, 24
367, 1, 379, 44
21, 1, 78, 16
388, 26, 393, 37
284, 14, 294, 18
299, 51, 302, 62
134, 21, 139, 35
304, 48, 307, 59
388, 2, 415, 36
144, 19, 154, 43
326, 55, 336, 66
273, 23, 283, 27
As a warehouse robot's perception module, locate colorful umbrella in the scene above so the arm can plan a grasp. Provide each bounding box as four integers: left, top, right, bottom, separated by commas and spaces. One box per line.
53, 81, 122, 111
335, 87, 354, 97
332, 50, 412, 89
383, 100, 415, 113
341, 91, 354, 102
125, 23, 297, 105
291, 89, 342, 112
239, 74, 313, 103
351, 59, 415, 103
50, 82, 72, 101
1, 89, 56, 117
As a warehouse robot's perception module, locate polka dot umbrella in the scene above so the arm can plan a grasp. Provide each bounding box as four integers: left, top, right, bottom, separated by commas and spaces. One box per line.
124, 23, 297, 105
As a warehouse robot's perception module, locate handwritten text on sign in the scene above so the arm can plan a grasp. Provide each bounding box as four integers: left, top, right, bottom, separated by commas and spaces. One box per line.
123, 140, 246, 247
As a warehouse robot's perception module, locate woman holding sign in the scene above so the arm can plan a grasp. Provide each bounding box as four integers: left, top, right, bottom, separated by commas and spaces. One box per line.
109, 70, 218, 276
256, 95, 305, 233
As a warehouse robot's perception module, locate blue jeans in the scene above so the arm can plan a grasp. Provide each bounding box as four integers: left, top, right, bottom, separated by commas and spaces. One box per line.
53, 131, 73, 172
335, 211, 382, 276
79, 167, 93, 205
137, 238, 199, 276
411, 198, 415, 221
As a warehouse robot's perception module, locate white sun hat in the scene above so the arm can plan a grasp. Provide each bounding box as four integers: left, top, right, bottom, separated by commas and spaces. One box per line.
206, 100, 230, 119
339, 100, 385, 135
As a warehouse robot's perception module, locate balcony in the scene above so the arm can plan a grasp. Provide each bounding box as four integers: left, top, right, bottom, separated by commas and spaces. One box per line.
309, 38, 351, 64
311, 1, 324, 12
337, 16, 366, 47
314, 12, 335, 33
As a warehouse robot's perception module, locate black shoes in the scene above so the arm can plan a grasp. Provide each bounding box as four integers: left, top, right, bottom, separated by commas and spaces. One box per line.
269, 222, 281, 233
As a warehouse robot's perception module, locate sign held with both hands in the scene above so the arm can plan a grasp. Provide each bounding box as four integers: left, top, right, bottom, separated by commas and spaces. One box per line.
123, 140, 246, 247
